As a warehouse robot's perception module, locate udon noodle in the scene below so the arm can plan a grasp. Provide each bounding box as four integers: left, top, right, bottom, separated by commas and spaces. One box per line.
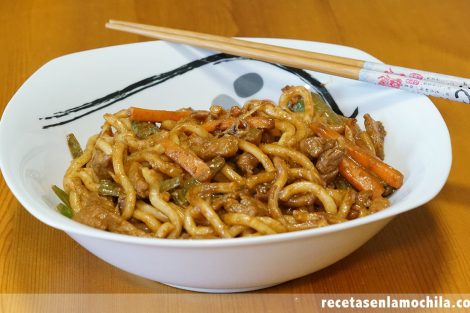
55, 86, 403, 239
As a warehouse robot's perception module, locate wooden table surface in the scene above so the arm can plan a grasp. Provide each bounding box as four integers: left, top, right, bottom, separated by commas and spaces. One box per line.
1, 0, 469, 310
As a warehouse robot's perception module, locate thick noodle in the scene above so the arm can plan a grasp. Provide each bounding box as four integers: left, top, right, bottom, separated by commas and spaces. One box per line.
60, 86, 401, 239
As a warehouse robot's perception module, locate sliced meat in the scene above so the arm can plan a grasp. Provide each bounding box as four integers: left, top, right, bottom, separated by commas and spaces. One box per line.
260, 130, 277, 144
240, 194, 269, 216
160, 139, 211, 182
240, 128, 263, 145
364, 114, 386, 160
316, 147, 344, 184
299, 137, 336, 159
236, 152, 259, 175
222, 198, 257, 216
117, 194, 126, 214
73, 183, 146, 237
187, 134, 239, 161
89, 148, 113, 180
347, 208, 360, 220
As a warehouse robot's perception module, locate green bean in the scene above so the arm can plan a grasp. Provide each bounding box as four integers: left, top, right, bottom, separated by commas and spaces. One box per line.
66, 133, 83, 159
57, 203, 73, 218
160, 176, 181, 192
171, 178, 200, 206
131, 121, 159, 139
182, 178, 201, 190
51, 185, 70, 207
98, 180, 121, 197
207, 156, 225, 175
171, 189, 187, 206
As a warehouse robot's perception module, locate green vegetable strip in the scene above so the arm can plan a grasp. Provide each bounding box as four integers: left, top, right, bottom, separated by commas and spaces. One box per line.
207, 156, 225, 176
98, 180, 121, 197
171, 189, 187, 206
290, 98, 305, 112
171, 178, 197, 206
182, 178, 200, 190
311, 92, 344, 125
160, 177, 181, 192
131, 121, 159, 139
57, 203, 73, 218
52, 185, 71, 207
66, 133, 83, 159
170, 156, 226, 206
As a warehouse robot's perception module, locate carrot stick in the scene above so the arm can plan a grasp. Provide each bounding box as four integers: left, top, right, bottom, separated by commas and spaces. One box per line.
128, 107, 191, 122
345, 145, 403, 189
339, 157, 384, 198
310, 122, 403, 189
309, 122, 341, 140
160, 139, 211, 181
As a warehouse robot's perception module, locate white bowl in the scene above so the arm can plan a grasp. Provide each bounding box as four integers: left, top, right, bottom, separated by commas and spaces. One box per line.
0, 39, 451, 292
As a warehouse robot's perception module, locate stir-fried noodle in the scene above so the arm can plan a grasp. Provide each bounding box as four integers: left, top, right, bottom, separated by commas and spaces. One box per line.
54, 86, 403, 239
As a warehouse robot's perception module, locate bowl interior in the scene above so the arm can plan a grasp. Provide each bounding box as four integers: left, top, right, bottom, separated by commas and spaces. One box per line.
0, 39, 451, 244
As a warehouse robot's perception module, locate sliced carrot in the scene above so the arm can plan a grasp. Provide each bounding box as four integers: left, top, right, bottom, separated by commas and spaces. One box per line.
345, 145, 403, 189
339, 157, 384, 199
310, 122, 403, 189
309, 122, 341, 140
245, 116, 275, 129
160, 139, 211, 182
128, 107, 191, 122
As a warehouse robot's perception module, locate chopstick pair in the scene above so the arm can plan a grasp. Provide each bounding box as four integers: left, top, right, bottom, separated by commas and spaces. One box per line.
106, 19, 470, 104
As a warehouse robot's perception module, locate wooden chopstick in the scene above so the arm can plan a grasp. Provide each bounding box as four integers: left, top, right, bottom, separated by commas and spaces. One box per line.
106, 20, 361, 79
106, 20, 470, 104
107, 19, 364, 68
108, 20, 467, 87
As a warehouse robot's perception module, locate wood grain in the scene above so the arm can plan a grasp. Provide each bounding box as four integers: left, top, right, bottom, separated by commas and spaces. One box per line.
0, 0, 469, 308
